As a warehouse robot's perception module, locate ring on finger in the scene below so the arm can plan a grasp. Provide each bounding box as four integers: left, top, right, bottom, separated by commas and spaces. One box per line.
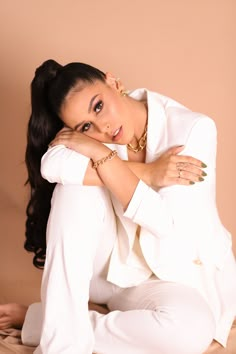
178, 169, 183, 178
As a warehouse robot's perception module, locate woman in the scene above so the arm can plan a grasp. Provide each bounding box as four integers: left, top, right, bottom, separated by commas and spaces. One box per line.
1, 59, 236, 353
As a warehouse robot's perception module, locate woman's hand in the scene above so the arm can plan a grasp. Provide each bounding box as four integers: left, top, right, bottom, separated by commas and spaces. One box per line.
144, 146, 207, 188
49, 127, 108, 161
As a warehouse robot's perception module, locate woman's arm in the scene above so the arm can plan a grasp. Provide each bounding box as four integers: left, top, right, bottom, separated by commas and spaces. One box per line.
124, 145, 205, 188
41, 143, 204, 188
44, 125, 205, 214
43, 117, 224, 244
40, 145, 93, 185
124, 117, 218, 237
85, 116, 231, 268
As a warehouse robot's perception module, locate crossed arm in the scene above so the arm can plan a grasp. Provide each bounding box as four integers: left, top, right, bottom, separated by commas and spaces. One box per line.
42, 129, 206, 209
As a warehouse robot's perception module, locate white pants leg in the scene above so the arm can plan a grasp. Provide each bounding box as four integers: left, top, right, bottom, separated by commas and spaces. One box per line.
23, 281, 215, 354
29, 184, 117, 354
90, 278, 215, 354
22, 184, 215, 354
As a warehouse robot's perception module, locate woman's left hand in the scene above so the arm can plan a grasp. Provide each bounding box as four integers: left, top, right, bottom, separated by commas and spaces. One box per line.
143, 145, 206, 188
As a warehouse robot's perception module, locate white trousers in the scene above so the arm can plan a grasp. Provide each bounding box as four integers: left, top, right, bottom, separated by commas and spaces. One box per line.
22, 184, 215, 354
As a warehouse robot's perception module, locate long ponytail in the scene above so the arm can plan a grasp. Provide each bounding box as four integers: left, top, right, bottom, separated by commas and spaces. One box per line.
25, 60, 63, 268
24, 59, 106, 268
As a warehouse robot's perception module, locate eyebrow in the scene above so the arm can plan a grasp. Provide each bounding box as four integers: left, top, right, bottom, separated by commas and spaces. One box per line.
73, 94, 99, 131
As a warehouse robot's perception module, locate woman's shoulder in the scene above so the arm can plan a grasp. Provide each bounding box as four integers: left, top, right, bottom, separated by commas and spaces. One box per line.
131, 88, 216, 142
149, 90, 216, 134
165, 104, 215, 131
147, 89, 217, 146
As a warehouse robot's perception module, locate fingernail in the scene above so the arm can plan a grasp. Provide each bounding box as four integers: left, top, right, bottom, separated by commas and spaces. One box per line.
202, 171, 207, 176
189, 181, 195, 185
201, 163, 207, 168
199, 177, 204, 182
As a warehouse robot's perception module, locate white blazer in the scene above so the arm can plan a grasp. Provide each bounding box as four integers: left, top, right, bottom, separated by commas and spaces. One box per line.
41, 88, 236, 345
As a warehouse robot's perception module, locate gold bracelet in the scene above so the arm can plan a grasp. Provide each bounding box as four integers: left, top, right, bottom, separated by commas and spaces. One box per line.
92, 150, 117, 169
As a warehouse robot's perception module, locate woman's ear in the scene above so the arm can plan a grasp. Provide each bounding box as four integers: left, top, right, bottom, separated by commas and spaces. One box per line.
105, 72, 125, 92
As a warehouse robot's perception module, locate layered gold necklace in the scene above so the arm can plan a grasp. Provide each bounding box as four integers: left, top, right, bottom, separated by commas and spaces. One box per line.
127, 122, 148, 153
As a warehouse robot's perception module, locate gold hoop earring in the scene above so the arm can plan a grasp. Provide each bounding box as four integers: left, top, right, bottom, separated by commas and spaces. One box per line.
120, 90, 127, 97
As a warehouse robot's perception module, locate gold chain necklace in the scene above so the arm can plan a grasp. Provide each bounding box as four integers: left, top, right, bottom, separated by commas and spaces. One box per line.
127, 122, 148, 153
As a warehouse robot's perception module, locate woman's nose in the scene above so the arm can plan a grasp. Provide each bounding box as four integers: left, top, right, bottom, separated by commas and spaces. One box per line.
97, 121, 110, 134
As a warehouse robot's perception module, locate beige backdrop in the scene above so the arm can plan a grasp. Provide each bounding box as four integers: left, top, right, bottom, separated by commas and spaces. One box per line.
0, 0, 235, 304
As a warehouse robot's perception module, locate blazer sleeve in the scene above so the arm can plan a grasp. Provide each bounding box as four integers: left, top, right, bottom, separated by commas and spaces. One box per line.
124, 116, 224, 242
40, 145, 90, 185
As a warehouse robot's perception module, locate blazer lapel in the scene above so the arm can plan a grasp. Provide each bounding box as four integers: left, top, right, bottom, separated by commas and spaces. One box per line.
145, 90, 168, 163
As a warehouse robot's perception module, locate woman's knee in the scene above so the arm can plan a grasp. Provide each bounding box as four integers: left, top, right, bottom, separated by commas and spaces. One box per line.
107, 280, 215, 353
152, 285, 216, 354
47, 184, 115, 250
50, 184, 111, 224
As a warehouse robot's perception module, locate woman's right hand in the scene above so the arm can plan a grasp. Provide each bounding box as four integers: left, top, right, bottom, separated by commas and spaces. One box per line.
49, 127, 109, 161
144, 146, 207, 189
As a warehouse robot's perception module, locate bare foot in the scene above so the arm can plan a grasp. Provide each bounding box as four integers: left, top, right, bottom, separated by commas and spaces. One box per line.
0, 303, 28, 330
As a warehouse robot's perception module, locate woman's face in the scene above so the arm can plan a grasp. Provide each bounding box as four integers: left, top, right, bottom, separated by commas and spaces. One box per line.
60, 75, 135, 145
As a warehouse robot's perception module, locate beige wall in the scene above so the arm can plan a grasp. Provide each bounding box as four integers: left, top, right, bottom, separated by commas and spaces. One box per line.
0, 0, 235, 303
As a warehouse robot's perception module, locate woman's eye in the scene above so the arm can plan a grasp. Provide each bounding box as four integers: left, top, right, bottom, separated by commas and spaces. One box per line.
81, 122, 91, 132
94, 100, 103, 113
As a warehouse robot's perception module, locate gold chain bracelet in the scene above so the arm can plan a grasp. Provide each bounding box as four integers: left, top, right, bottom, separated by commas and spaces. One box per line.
92, 150, 117, 169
